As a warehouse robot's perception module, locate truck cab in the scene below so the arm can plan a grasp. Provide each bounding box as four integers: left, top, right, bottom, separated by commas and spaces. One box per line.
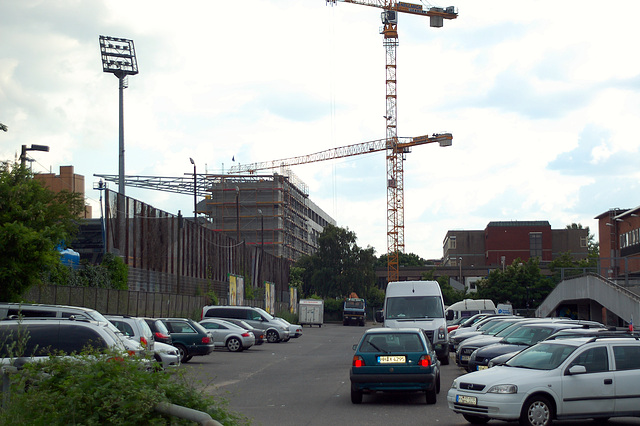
343, 298, 366, 326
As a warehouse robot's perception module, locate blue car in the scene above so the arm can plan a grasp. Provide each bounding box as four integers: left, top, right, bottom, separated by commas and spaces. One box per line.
350, 327, 441, 404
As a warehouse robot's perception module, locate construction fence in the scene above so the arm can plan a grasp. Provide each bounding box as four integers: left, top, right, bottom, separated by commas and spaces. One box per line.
103, 189, 292, 303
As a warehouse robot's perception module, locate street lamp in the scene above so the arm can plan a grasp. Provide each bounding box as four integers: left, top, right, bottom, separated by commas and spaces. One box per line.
189, 158, 197, 220
99, 35, 139, 196
20, 144, 49, 167
258, 209, 264, 250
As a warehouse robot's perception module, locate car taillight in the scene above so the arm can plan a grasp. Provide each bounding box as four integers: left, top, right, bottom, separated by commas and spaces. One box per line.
418, 355, 431, 367
140, 336, 148, 347
202, 336, 211, 344
154, 332, 170, 340
241, 332, 250, 337
352, 355, 365, 367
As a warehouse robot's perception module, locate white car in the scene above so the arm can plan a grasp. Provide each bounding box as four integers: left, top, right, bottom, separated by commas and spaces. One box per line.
448, 334, 640, 426
153, 341, 181, 369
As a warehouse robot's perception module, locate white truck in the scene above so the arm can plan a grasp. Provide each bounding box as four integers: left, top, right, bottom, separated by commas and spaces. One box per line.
382, 280, 450, 365
444, 299, 497, 323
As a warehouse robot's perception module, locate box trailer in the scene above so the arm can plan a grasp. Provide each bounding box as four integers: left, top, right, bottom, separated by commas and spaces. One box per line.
298, 299, 324, 327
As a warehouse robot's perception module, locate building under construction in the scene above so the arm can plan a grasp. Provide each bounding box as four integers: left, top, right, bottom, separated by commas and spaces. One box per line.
198, 169, 335, 262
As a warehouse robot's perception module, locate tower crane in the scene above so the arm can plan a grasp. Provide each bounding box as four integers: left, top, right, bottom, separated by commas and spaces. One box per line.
232, 1, 457, 283
327, 0, 457, 282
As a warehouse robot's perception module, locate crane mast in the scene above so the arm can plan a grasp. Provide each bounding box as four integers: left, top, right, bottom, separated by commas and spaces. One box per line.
327, 0, 457, 282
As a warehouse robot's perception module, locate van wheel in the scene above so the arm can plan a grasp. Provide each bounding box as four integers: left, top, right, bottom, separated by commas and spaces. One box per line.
266, 330, 279, 343
440, 354, 450, 365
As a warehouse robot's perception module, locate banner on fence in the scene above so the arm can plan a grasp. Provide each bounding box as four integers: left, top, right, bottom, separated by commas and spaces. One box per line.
228, 274, 244, 306
289, 286, 298, 314
265, 281, 275, 313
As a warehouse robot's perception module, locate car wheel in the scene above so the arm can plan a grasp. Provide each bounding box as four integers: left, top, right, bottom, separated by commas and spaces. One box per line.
226, 337, 242, 352
520, 395, 553, 426
175, 344, 189, 363
266, 330, 279, 343
350, 385, 363, 404
436, 372, 441, 394
462, 414, 490, 424
426, 387, 437, 404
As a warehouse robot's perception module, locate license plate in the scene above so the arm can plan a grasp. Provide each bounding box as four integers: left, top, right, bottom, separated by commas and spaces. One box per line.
378, 355, 406, 364
477, 365, 488, 371
461, 355, 470, 361
456, 395, 477, 406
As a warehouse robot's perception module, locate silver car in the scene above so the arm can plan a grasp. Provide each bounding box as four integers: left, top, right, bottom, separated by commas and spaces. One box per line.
106, 315, 180, 369
199, 318, 255, 352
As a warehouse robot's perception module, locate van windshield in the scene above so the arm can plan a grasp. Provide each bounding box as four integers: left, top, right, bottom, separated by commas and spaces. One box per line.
386, 296, 444, 320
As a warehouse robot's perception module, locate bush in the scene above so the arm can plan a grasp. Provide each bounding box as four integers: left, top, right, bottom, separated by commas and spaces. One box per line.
0, 351, 248, 425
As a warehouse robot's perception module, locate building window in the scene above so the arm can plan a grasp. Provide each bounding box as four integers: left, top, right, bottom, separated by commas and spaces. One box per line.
529, 232, 542, 258
580, 236, 588, 248
449, 236, 457, 250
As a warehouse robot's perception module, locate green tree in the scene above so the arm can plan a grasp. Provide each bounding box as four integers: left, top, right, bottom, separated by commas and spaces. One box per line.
421, 269, 467, 305
0, 162, 83, 301
294, 224, 376, 299
476, 257, 554, 310
376, 251, 433, 268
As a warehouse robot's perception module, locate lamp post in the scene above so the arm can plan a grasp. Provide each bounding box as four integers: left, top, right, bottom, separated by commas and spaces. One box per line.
99, 35, 139, 196
20, 144, 49, 167
258, 209, 264, 286
189, 158, 197, 220
235, 186, 240, 243
458, 256, 463, 286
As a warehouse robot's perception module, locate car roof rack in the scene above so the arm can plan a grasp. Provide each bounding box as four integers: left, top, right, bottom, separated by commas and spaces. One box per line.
1, 315, 95, 323
585, 332, 640, 342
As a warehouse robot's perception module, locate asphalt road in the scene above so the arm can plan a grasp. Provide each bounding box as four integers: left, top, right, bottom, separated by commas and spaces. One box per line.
181, 323, 640, 426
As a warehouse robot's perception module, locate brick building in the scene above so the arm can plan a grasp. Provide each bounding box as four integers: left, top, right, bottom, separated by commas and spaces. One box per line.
34, 165, 92, 218
442, 221, 589, 269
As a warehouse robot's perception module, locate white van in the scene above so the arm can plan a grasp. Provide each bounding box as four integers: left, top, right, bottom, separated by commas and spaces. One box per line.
445, 299, 497, 322
382, 281, 449, 364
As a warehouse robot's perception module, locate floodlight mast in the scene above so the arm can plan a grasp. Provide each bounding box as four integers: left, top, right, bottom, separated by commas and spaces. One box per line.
99, 35, 139, 196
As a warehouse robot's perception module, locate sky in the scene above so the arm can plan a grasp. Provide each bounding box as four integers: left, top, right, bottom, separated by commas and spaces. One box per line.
2, 0, 640, 260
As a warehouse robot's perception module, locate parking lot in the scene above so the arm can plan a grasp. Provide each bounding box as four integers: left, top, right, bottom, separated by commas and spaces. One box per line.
181, 323, 640, 426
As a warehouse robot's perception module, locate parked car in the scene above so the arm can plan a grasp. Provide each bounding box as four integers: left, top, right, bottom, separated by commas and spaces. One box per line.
275, 317, 303, 338
158, 318, 214, 363
0, 318, 128, 365
201, 306, 290, 343
466, 322, 603, 372
106, 315, 180, 369
448, 334, 640, 425
0, 302, 147, 357
448, 316, 522, 352
141, 317, 173, 345
350, 327, 440, 405
199, 318, 255, 352
221, 318, 265, 345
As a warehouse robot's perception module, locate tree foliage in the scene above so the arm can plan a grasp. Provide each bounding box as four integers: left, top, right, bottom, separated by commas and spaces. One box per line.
421, 269, 467, 306
475, 257, 554, 309
0, 162, 84, 301
294, 224, 376, 299
375, 251, 433, 268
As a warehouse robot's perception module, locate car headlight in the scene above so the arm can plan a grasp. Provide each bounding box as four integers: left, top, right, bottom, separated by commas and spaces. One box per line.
487, 384, 517, 394
450, 380, 458, 390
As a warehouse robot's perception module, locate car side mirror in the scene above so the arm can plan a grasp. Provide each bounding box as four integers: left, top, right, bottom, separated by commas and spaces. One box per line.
567, 365, 587, 375
352, 344, 357, 351
446, 311, 454, 321
375, 310, 384, 323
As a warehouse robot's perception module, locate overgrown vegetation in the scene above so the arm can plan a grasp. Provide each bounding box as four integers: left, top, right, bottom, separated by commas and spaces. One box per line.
45, 253, 129, 289
0, 349, 248, 425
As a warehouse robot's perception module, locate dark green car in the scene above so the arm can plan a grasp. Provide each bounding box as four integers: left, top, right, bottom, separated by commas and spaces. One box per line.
158, 318, 214, 363
350, 327, 441, 404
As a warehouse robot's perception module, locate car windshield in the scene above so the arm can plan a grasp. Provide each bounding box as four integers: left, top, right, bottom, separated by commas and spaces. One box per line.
502, 326, 555, 346
255, 308, 274, 320
386, 296, 443, 319
485, 320, 521, 336
153, 320, 170, 335
506, 342, 577, 370
360, 332, 424, 353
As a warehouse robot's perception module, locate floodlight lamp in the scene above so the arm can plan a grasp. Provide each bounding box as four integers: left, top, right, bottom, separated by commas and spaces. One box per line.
99, 35, 139, 78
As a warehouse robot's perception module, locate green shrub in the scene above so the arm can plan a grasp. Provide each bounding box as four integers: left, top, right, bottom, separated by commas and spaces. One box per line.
275, 310, 299, 324
323, 298, 342, 313
0, 351, 248, 425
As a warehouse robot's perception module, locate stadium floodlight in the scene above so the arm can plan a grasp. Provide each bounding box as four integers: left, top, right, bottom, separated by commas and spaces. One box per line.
99, 35, 139, 195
